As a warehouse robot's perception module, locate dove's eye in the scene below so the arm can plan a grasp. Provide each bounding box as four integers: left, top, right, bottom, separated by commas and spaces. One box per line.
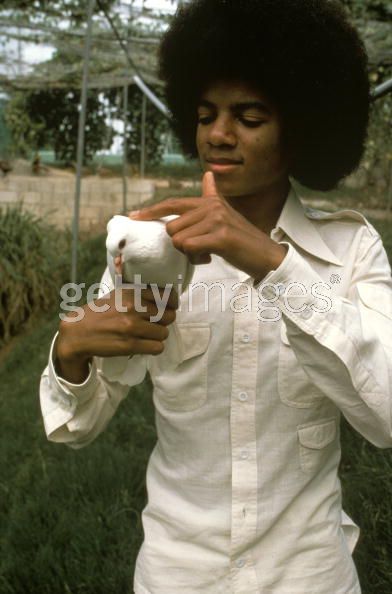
118, 239, 126, 250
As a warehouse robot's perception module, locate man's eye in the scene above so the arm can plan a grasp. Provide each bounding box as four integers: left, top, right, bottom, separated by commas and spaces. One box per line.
197, 115, 214, 125
238, 117, 265, 128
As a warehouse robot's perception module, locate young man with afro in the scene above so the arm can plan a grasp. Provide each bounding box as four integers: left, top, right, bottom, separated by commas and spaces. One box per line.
40, 1, 392, 592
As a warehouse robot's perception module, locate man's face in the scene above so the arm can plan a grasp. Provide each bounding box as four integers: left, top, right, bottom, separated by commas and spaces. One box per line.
196, 80, 290, 198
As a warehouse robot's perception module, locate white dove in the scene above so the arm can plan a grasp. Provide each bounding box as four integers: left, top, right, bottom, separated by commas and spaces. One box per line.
106, 214, 194, 290
102, 214, 195, 385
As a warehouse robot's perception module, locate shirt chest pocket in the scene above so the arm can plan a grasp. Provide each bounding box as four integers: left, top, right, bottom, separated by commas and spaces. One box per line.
151, 322, 211, 412
278, 322, 325, 408
297, 417, 338, 474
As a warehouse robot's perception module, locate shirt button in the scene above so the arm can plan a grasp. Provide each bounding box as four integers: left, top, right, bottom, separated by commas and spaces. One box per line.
240, 450, 249, 460
241, 334, 251, 343
301, 307, 313, 320
236, 558, 245, 568
239, 392, 248, 402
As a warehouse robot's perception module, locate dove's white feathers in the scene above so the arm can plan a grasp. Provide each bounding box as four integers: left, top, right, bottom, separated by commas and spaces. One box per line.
106, 214, 194, 290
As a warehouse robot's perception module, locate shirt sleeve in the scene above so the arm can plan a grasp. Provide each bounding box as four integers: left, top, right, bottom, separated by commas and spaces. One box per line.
39, 267, 148, 449
257, 228, 392, 449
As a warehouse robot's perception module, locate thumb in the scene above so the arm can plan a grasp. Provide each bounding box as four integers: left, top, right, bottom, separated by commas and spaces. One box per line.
202, 171, 220, 198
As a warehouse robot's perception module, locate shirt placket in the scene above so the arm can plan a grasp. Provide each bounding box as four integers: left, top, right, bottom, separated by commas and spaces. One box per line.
230, 282, 260, 592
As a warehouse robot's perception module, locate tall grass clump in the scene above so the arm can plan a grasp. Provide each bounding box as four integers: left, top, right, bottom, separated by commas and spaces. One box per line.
0, 207, 71, 346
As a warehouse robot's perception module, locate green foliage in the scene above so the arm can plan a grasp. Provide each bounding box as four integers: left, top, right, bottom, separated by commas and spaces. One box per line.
340, 415, 392, 594
0, 208, 71, 346
340, 0, 392, 20
4, 94, 46, 158
5, 88, 113, 164
126, 86, 170, 166
105, 85, 170, 167
0, 98, 11, 158
364, 65, 392, 192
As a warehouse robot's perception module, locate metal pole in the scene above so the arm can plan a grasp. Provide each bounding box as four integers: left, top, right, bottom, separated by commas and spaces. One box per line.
140, 93, 147, 178
71, 0, 96, 285
133, 74, 169, 118
371, 78, 392, 102
122, 3, 133, 214
17, 26, 22, 76
122, 83, 129, 213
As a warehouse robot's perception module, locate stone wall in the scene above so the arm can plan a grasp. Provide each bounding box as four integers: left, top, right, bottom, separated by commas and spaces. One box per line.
0, 174, 155, 233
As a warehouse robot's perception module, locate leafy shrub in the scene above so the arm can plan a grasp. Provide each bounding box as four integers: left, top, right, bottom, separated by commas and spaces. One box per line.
0, 207, 71, 345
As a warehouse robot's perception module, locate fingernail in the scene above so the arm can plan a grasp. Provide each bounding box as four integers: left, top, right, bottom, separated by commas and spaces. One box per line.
128, 210, 140, 218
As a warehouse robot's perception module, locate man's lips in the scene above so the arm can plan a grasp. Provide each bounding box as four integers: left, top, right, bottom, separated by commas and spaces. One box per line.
206, 158, 243, 165
205, 158, 243, 173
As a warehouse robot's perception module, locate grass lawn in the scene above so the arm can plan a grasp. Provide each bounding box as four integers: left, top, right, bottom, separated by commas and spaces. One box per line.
1, 218, 392, 594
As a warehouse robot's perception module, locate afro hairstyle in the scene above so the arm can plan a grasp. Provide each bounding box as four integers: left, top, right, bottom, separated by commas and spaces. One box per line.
159, 0, 370, 191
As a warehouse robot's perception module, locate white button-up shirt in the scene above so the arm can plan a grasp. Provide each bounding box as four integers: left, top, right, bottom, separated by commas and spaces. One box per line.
40, 185, 392, 594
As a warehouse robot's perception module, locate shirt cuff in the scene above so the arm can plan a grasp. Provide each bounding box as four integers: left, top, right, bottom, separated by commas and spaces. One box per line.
255, 242, 330, 331
49, 332, 100, 407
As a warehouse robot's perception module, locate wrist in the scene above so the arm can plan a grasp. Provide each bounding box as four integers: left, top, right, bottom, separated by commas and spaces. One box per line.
55, 357, 91, 385
253, 242, 288, 283
55, 332, 91, 384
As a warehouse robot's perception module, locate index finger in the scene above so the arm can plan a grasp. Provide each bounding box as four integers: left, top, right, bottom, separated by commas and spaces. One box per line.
202, 171, 220, 197
129, 197, 202, 221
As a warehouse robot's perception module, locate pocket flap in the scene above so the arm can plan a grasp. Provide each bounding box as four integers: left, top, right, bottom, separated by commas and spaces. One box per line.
177, 322, 211, 360
298, 418, 336, 449
357, 282, 392, 320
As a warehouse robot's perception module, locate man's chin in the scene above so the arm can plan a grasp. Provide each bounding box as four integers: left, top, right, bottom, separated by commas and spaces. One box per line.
213, 177, 244, 198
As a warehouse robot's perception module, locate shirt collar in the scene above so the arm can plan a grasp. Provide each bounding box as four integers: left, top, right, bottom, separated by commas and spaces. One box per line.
271, 185, 343, 267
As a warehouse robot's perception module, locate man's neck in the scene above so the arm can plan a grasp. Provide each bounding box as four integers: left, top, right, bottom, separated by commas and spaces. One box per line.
226, 178, 290, 236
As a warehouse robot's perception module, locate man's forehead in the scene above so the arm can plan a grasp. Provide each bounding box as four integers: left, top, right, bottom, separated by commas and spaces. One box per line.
198, 80, 274, 112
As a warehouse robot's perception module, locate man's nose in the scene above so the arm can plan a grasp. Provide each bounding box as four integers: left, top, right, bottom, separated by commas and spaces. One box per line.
207, 115, 236, 147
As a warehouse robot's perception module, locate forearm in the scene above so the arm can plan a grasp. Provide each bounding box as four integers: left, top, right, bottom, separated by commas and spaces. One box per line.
40, 333, 143, 449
